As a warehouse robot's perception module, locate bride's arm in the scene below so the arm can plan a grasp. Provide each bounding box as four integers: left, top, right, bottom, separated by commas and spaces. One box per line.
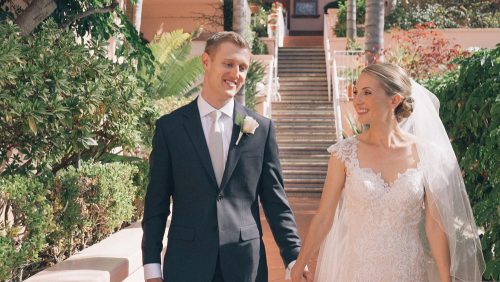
424, 192, 452, 282
291, 154, 346, 281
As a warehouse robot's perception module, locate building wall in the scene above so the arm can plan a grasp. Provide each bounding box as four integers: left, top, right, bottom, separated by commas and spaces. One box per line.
289, 0, 330, 31
141, 0, 223, 41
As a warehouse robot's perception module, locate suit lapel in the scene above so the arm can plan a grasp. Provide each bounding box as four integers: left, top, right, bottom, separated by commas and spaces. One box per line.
182, 99, 218, 187
219, 102, 247, 191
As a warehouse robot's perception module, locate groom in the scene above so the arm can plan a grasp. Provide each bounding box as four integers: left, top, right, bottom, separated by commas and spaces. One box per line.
141, 31, 302, 282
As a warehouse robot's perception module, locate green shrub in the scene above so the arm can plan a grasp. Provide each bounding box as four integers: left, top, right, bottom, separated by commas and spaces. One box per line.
46, 162, 138, 261
0, 175, 53, 281
386, 2, 499, 30
334, 0, 365, 37
244, 61, 266, 111
131, 160, 149, 221
423, 47, 500, 280
0, 20, 155, 176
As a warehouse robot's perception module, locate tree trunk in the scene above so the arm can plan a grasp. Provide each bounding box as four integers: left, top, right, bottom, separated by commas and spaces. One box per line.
14, 0, 57, 35
133, 0, 143, 33
346, 0, 356, 40
365, 0, 385, 64
232, 0, 251, 105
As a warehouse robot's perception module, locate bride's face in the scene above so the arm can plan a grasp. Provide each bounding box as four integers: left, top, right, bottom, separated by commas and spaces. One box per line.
353, 73, 395, 125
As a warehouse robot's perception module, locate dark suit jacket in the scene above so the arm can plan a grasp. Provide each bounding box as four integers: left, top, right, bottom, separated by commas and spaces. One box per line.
142, 99, 301, 282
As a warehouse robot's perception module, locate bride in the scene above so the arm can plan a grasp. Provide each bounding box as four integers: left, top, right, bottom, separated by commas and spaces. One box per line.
291, 63, 484, 282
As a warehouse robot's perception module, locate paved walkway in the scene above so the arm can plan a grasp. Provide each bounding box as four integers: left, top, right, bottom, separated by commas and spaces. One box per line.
261, 196, 320, 282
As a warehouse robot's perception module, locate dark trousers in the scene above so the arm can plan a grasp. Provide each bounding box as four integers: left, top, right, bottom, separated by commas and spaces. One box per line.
212, 254, 225, 282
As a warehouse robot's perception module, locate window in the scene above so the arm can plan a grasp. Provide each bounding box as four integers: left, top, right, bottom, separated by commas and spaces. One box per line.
294, 0, 318, 16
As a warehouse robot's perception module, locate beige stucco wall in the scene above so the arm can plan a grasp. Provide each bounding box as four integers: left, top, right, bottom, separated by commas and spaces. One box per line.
141, 0, 223, 41
328, 28, 500, 51
289, 0, 330, 31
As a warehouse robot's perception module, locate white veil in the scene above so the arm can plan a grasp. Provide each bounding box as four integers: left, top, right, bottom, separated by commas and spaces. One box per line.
405, 80, 484, 281
315, 80, 484, 282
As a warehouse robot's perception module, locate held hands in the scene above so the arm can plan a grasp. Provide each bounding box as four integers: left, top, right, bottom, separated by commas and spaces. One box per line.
291, 263, 313, 282
145, 279, 163, 282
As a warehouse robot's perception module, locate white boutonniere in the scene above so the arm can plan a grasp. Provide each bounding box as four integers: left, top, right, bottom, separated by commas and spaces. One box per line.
235, 115, 259, 145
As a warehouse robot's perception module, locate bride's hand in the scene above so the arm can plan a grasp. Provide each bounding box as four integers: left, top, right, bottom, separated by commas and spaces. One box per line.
291, 263, 306, 282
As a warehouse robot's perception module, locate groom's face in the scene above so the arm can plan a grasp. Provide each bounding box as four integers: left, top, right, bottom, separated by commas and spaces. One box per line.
202, 42, 251, 105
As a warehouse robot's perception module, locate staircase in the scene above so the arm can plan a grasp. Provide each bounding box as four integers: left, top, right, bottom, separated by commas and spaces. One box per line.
274, 47, 336, 197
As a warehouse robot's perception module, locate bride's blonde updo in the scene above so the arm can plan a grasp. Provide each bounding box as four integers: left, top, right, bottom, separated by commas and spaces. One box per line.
361, 63, 413, 122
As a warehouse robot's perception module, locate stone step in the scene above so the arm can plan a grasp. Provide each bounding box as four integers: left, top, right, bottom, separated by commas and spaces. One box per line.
278, 61, 326, 65
279, 77, 327, 82
274, 120, 334, 127
284, 172, 327, 180
279, 48, 324, 53
279, 155, 330, 162
279, 82, 328, 85
279, 77, 328, 82
280, 92, 328, 99
273, 109, 333, 116
278, 63, 326, 67
273, 103, 332, 110
284, 187, 323, 197
278, 59, 325, 64
281, 161, 329, 168
279, 55, 325, 59
278, 68, 326, 73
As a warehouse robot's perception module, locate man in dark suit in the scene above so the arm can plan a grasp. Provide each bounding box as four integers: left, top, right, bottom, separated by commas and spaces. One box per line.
142, 31, 302, 282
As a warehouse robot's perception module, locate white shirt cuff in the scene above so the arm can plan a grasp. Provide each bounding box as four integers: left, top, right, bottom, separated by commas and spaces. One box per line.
285, 260, 308, 280
144, 263, 162, 280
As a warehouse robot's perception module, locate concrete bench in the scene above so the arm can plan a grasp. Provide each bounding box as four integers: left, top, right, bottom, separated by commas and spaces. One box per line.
26, 220, 169, 282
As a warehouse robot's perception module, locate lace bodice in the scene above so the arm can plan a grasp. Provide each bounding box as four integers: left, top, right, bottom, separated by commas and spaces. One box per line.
319, 137, 427, 282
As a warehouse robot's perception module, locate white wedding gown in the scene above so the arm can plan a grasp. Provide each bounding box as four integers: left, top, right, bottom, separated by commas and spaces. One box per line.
315, 136, 427, 282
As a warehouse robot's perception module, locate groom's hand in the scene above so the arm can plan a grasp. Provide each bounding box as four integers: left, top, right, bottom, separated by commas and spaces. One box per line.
145, 279, 162, 282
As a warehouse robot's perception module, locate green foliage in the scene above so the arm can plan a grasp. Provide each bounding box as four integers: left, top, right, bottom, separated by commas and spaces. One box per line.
386, 1, 499, 30
334, 0, 365, 37
147, 29, 203, 99
251, 7, 269, 37
156, 96, 193, 116
0, 0, 154, 74
423, 47, 500, 280
244, 61, 266, 111
0, 21, 155, 175
252, 36, 268, 55
0, 175, 53, 281
46, 161, 138, 262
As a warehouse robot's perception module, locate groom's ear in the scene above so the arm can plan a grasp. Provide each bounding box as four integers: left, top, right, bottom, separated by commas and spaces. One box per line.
202, 52, 210, 70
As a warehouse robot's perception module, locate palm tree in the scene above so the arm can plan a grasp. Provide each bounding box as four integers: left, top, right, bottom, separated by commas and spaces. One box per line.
346, 0, 357, 40
365, 0, 385, 64
133, 0, 143, 32
232, 0, 252, 105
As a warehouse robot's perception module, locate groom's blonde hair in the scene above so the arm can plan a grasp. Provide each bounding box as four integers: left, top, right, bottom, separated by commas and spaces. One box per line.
362, 63, 413, 122
204, 31, 250, 57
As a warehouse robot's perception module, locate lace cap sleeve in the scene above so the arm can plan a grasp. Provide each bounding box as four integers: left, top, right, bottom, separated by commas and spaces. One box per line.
327, 137, 357, 166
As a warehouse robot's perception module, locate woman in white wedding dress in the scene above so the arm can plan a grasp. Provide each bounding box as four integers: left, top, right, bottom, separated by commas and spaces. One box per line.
291, 63, 484, 282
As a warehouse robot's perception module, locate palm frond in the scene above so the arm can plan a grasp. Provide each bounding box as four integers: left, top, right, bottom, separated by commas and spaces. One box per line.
155, 56, 203, 98
147, 29, 204, 98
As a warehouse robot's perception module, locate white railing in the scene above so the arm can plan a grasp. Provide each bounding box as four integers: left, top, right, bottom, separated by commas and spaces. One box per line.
324, 14, 366, 142
262, 5, 286, 117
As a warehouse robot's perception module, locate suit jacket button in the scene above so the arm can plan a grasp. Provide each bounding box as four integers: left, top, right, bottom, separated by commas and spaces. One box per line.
217, 194, 223, 201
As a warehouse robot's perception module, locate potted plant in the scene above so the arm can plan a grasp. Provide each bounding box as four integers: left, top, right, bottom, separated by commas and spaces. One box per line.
248, 0, 262, 14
